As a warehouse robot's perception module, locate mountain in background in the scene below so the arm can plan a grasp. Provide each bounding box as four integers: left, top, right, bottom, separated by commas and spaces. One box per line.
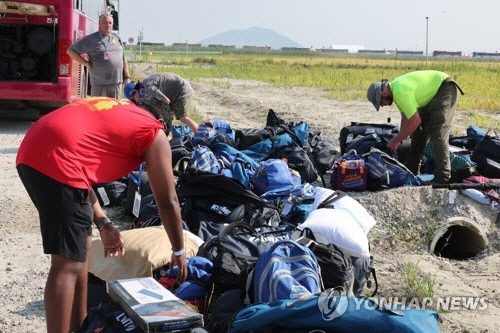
200, 26, 303, 49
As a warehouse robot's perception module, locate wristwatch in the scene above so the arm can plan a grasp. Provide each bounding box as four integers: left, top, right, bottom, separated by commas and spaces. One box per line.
96, 217, 112, 231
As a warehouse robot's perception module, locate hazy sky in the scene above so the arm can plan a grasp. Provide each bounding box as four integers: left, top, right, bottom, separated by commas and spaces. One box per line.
119, 0, 499, 54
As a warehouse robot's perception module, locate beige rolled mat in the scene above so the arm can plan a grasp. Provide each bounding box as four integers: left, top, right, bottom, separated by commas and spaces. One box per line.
89, 226, 204, 281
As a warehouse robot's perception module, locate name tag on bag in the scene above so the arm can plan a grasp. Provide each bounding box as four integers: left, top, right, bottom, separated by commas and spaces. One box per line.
97, 187, 110, 206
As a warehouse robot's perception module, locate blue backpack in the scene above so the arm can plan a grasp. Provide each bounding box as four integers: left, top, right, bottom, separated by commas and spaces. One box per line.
241, 132, 300, 162
211, 142, 259, 170
192, 123, 218, 145
466, 125, 486, 143
170, 125, 194, 139
189, 146, 221, 174
280, 183, 316, 225
252, 159, 294, 199
230, 161, 253, 188
213, 118, 235, 141
290, 122, 309, 145
253, 239, 322, 303
366, 148, 419, 189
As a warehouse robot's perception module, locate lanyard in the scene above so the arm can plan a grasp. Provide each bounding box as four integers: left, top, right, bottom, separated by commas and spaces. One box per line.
99, 33, 111, 52
129, 163, 143, 191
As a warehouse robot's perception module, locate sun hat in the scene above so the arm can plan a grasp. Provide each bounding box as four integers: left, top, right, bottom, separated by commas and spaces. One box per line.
134, 96, 173, 135
367, 79, 388, 111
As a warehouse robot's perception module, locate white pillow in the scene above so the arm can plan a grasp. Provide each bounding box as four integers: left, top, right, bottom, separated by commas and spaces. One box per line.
312, 187, 376, 234
299, 208, 370, 258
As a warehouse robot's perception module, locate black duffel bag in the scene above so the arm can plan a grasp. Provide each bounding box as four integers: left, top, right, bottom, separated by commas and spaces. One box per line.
169, 136, 194, 168
344, 133, 410, 163
339, 122, 399, 154
234, 126, 277, 150
79, 300, 143, 333
472, 152, 500, 178
296, 237, 353, 292
92, 178, 128, 207
197, 222, 311, 295
344, 133, 393, 156
272, 145, 319, 183
308, 134, 339, 174
472, 134, 500, 161
471, 134, 500, 178
194, 198, 283, 242
205, 289, 246, 333
176, 169, 277, 233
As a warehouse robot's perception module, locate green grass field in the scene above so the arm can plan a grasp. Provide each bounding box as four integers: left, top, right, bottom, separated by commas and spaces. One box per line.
127, 50, 500, 128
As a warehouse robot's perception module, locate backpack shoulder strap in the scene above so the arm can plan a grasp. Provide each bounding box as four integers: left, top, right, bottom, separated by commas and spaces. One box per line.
317, 191, 347, 209
218, 221, 255, 238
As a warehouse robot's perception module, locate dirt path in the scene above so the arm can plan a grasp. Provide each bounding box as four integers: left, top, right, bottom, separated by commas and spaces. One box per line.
0, 75, 498, 332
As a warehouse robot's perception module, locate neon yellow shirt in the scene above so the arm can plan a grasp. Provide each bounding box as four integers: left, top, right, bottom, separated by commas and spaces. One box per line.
389, 70, 449, 119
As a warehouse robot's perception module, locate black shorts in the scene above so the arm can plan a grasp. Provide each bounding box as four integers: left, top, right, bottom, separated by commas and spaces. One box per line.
17, 164, 93, 262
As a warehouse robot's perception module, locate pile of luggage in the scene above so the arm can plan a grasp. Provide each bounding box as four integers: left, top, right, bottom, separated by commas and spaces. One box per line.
83, 110, 500, 332
334, 121, 499, 193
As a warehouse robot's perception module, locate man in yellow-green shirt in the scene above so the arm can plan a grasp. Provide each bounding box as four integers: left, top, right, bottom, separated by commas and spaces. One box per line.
367, 70, 464, 184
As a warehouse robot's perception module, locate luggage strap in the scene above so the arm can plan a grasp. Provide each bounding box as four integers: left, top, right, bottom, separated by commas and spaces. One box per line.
317, 191, 348, 209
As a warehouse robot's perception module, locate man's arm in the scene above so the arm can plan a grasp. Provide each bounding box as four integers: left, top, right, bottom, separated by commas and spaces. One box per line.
89, 189, 124, 257
89, 189, 107, 223
116, 34, 131, 84
122, 56, 131, 84
387, 112, 421, 151
143, 130, 186, 282
67, 48, 91, 69
400, 112, 408, 130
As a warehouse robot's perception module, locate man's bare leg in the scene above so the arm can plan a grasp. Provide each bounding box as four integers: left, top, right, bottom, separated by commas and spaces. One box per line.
70, 236, 92, 331
45, 254, 85, 333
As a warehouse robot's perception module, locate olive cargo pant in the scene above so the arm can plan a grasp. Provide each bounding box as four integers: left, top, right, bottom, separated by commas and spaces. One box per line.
404, 79, 460, 184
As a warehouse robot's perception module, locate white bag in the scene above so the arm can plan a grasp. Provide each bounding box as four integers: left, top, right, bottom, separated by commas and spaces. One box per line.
312, 187, 376, 234
299, 208, 370, 258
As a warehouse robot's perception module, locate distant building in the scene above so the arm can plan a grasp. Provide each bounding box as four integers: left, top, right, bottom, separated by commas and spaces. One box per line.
395, 50, 424, 56
172, 43, 202, 48
433, 50, 462, 57
281, 47, 311, 52
207, 44, 236, 49
358, 49, 388, 54
472, 52, 500, 58
242, 45, 272, 50
317, 48, 348, 54
329, 44, 365, 53
141, 42, 165, 46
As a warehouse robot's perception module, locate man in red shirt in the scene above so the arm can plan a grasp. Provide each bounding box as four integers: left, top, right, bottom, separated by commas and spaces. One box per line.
16, 97, 187, 333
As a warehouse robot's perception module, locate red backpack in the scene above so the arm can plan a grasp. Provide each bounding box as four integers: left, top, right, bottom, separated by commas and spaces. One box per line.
331, 150, 367, 192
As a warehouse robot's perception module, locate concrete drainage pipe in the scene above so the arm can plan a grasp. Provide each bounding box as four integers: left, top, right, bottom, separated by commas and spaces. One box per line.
429, 217, 488, 260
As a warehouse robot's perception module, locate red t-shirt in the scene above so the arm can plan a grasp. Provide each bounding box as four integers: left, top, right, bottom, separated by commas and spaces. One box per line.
16, 97, 164, 189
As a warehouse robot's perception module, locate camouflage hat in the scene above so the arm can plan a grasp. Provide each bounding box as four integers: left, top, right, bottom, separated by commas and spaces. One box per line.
367, 79, 389, 111
135, 96, 173, 136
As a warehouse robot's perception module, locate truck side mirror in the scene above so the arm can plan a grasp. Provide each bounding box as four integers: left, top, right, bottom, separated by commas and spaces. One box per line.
111, 10, 119, 30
